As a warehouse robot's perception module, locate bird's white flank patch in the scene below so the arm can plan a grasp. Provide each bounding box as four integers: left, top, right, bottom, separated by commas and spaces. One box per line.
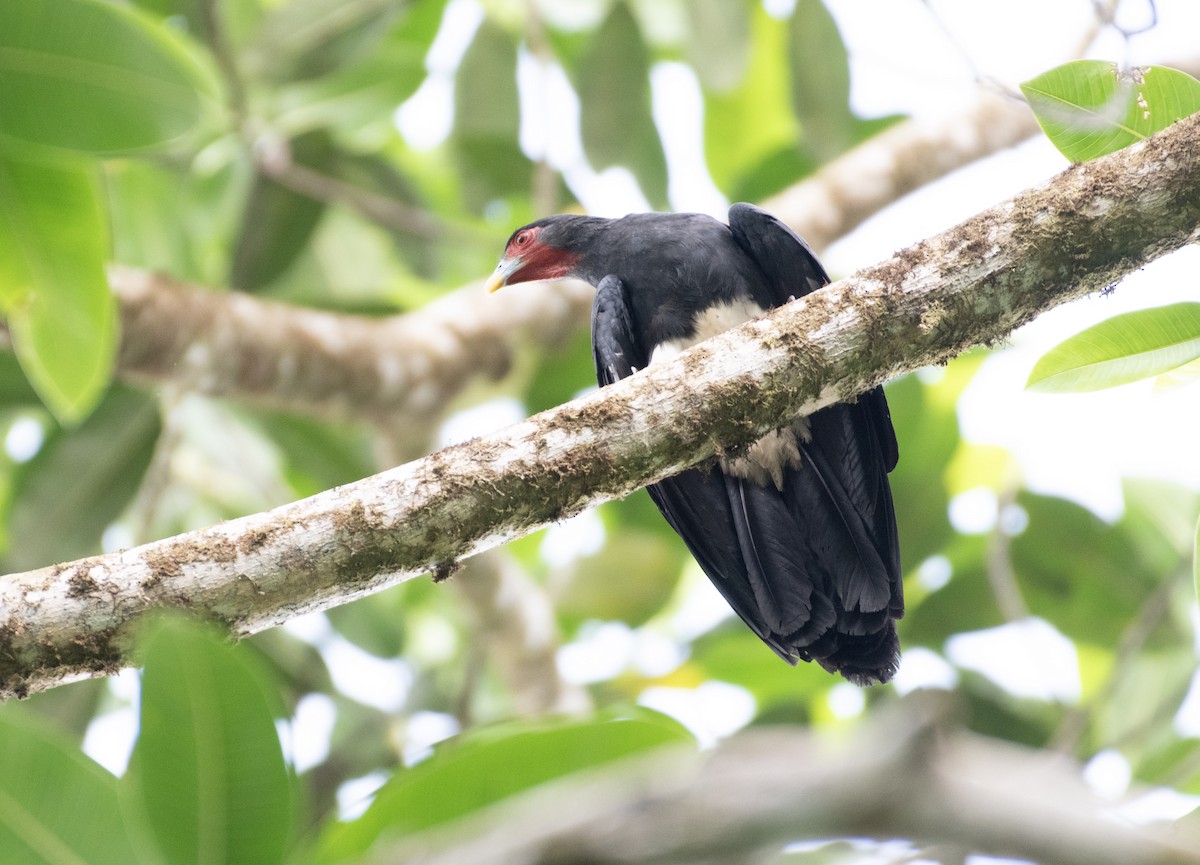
649, 299, 766, 365
648, 298, 810, 490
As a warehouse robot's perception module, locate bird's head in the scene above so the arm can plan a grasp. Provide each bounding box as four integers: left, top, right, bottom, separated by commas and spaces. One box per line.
484, 216, 595, 293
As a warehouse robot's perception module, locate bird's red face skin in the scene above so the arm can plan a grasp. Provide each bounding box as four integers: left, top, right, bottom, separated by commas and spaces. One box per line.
485, 226, 581, 293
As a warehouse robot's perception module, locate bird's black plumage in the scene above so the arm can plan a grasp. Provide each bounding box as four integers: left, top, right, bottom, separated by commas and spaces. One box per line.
489, 203, 903, 684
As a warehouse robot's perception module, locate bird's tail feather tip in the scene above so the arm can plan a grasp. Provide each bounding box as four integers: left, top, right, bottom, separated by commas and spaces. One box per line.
817, 628, 901, 686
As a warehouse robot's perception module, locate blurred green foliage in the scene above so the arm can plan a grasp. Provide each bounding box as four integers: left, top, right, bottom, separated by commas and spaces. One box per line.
0, 0, 1197, 863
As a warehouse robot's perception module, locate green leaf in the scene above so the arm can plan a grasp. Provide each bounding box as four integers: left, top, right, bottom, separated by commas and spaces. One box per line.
453, 18, 530, 209
0, 149, 116, 423
230, 131, 334, 292
275, 0, 447, 141
907, 488, 1183, 653
704, 5, 798, 196
1020, 61, 1200, 163
789, 0, 854, 162
317, 708, 693, 862
331, 152, 439, 279
0, 0, 203, 153
126, 615, 294, 865
577, 1, 669, 208
691, 623, 831, 710
1015, 492, 1169, 646
325, 590, 408, 659
558, 529, 684, 627
1096, 648, 1196, 747
0, 712, 143, 865
252, 409, 376, 499
105, 158, 249, 286
3, 386, 159, 571
1026, 303, 1200, 392
684, 0, 751, 93
885, 354, 984, 571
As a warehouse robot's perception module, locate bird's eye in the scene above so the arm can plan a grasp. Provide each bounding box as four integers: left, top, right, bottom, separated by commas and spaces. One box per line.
515, 230, 532, 246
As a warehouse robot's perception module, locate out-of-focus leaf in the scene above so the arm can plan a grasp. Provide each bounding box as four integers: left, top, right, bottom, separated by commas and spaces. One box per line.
247, 628, 335, 701
882, 367, 965, 571
130, 0, 261, 56
1014, 492, 1169, 646
685, 0, 751, 92
0, 0, 203, 152
1132, 732, 1200, 791
956, 668, 1062, 747
0, 712, 143, 865
559, 530, 684, 627
0, 351, 41, 407
522, 326, 595, 415
3, 386, 159, 571
729, 112, 902, 203
1120, 479, 1200, 569
1020, 61, 1200, 163
317, 708, 692, 862
230, 130, 334, 292
704, 5, 797, 195
1, 677, 107, 745
788, 0, 854, 162
0, 150, 116, 423
127, 615, 294, 865
331, 152, 438, 278
106, 158, 250, 286
945, 442, 1016, 496
908, 484, 1187, 654
900, 533, 995, 647
453, 18, 529, 209
691, 622, 831, 710
730, 145, 815, 205
326, 590, 407, 659
252, 410, 376, 498
1096, 648, 1195, 748
276, 0, 446, 141
1155, 356, 1200, 392
1027, 303, 1200, 392
255, 0, 405, 82
576, 2, 668, 208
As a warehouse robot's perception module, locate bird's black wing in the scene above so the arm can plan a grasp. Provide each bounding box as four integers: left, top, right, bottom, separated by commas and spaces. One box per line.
727, 202, 829, 303
727, 203, 903, 683
591, 275, 832, 660
591, 275, 642, 384
727, 203, 898, 470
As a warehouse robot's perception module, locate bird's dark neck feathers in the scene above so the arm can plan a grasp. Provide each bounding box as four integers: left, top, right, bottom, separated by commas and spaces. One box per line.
543, 212, 755, 347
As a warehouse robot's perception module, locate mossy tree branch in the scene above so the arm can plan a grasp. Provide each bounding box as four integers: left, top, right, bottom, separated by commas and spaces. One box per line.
1, 112, 1198, 699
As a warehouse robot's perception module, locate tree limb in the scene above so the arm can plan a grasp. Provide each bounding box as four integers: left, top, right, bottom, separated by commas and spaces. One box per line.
1, 112, 1198, 699
107, 265, 593, 426
84, 89, 1042, 427
761, 90, 1038, 251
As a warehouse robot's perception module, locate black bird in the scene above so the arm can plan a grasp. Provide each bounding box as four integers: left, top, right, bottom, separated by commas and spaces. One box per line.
486, 204, 902, 684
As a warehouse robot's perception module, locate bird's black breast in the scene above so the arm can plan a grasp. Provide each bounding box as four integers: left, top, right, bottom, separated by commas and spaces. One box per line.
576, 213, 762, 354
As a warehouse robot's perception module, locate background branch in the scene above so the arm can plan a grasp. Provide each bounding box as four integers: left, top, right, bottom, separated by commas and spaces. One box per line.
76, 88, 1045, 427
107, 265, 593, 426
1, 112, 1198, 699
373, 697, 1200, 865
